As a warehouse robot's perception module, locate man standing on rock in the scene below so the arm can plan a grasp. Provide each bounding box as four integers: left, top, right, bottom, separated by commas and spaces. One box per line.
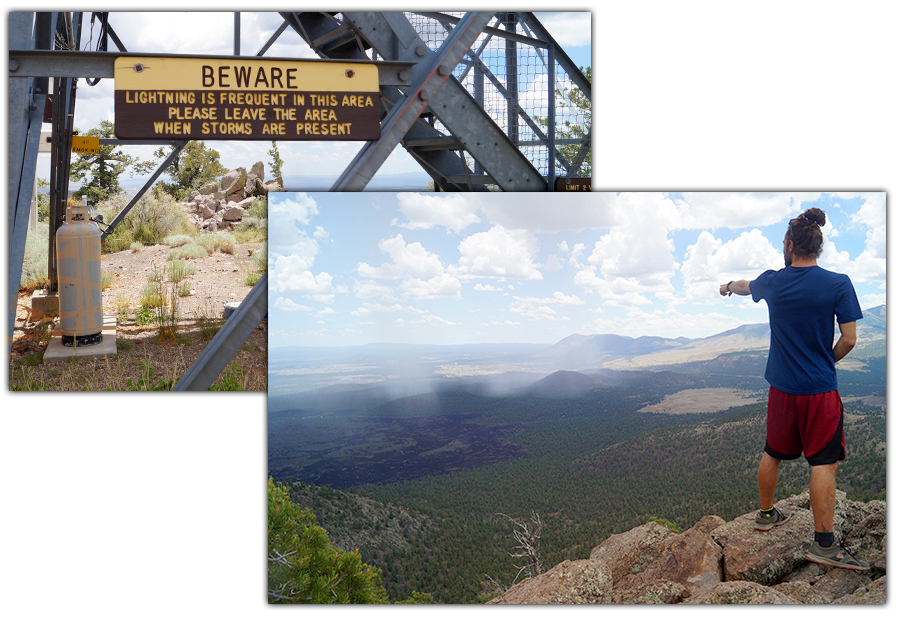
719, 207, 869, 571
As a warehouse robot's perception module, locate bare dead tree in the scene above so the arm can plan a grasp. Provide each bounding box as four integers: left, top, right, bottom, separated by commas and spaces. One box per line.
497, 511, 544, 583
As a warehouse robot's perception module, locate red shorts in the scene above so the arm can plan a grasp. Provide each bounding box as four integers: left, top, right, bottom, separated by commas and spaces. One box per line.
764, 386, 845, 465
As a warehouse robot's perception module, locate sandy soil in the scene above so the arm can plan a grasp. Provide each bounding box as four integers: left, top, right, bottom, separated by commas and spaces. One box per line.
10, 241, 267, 391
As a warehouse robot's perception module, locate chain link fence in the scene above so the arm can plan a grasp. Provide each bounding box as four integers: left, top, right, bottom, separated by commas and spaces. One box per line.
404, 12, 591, 180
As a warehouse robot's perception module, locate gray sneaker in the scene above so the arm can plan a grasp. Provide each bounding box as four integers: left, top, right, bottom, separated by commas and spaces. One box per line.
806, 541, 871, 571
754, 507, 792, 531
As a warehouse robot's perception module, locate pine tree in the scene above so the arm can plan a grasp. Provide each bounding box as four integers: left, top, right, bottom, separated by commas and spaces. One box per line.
267, 141, 284, 179
152, 141, 228, 200
69, 120, 156, 204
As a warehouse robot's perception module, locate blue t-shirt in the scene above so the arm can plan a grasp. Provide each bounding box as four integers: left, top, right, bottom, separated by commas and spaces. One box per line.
749, 265, 862, 395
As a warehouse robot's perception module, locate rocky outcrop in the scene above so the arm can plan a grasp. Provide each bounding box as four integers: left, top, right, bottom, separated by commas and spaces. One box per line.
488, 490, 885, 605
184, 161, 280, 232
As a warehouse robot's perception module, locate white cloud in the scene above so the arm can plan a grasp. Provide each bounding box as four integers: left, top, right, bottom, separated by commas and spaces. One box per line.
270, 194, 319, 224
272, 297, 314, 313
393, 193, 480, 233
358, 234, 445, 280
534, 12, 592, 48
269, 254, 334, 302
356, 234, 461, 299
457, 225, 543, 280
680, 229, 782, 301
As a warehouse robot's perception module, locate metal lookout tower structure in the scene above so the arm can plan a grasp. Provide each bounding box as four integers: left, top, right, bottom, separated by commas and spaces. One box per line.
8, 10, 592, 389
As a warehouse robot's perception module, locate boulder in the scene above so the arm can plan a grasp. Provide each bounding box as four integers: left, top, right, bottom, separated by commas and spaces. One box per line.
198, 182, 218, 195
221, 167, 246, 196
489, 489, 886, 606
249, 161, 264, 179
222, 203, 244, 221
488, 558, 614, 604
198, 203, 215, 219
590, 521, 672, 585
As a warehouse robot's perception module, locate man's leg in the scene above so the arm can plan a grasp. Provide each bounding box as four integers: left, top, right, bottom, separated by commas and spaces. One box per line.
758, 452, 781, 509
809, 462, 838, 533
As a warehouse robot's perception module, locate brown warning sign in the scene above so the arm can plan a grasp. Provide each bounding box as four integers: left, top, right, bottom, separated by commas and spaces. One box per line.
555, 177, 591, 191
114, 57, 381, 141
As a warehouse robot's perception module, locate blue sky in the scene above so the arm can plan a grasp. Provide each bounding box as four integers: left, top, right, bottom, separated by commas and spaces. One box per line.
268, 191, 886, 348
39, 10, 590, 184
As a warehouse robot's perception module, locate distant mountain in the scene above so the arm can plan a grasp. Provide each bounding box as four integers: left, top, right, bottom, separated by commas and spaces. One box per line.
559, 305, 886, 370
528, 370, 598, 398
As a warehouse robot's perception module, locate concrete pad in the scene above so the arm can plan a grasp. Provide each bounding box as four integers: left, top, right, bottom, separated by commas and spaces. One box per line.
43, 316, 117, 363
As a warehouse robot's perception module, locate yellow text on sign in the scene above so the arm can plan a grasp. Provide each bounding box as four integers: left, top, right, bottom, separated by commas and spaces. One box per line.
72, 136, 100, 154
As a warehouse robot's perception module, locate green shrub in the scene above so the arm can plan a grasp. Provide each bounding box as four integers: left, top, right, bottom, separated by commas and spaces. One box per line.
167, 242, 208, 260
129, 241, 145, 252
101, 273, 115, 290
162, 233, 194, 248
197, 231, 236, 255
247, 196, 268, 220
98, 190, 194, 249
178, 281, 192, 297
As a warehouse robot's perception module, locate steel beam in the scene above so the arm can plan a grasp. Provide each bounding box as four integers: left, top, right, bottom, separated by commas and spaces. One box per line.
341, 11, 545, 191
172, 271, 268, 391
330, 12, 494, 191
8, 12, 52, 352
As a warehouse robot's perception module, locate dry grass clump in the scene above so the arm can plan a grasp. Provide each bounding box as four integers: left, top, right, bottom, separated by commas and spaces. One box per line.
197, 231, 237, 255
167, 242, 208, 260
162, 233, 195, 248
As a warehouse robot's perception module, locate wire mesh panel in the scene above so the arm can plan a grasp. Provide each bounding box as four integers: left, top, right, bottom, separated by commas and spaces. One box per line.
404, 12, 590, 182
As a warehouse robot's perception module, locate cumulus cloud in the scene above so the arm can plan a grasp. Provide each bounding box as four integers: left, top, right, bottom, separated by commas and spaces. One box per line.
457, 225, 543, 280
356, 234, 461, 299
393, 193, 480, 233
269, 254, 335, 302
358, 234, 445, 280
680, 229, 782, 301
270, 193, 319, 223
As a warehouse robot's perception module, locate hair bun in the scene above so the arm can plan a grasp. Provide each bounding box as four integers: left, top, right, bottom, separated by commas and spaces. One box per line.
801, 207, 826, 227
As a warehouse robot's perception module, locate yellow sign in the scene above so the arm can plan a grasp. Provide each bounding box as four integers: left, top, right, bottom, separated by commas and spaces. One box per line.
114, 56, 381, 141
72, 136, 100, 154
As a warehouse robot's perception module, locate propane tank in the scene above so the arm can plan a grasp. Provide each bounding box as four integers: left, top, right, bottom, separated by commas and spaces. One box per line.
56, 205, 103, 346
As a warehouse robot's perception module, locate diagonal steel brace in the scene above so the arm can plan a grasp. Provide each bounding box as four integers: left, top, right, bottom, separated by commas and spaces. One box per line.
330, 12, 494, 191
100, 141, 187, 241
173, 270, 268, 391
